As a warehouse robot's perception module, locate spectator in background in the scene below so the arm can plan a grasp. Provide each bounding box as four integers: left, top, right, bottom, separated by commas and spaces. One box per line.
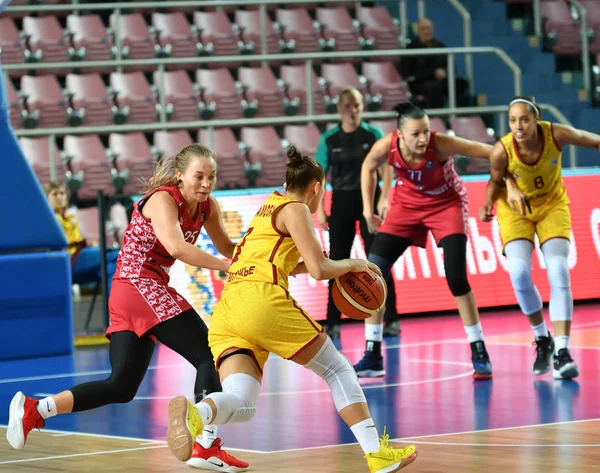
316, 88, 400, 339
44, 182, 118, 294
401, 18, 471, 109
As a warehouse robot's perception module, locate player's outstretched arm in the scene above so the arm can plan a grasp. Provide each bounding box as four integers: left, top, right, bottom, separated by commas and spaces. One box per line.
144, 192, 230, 272
434, 133, 493, 159
552, 123, 600, 151
279, 203, 381, 281
361, 134, 391, 232
203, 195, 236, 259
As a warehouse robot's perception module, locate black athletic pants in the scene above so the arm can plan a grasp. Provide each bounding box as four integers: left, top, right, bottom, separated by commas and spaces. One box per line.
326, 189, 399, 325
70, 309, 220, 412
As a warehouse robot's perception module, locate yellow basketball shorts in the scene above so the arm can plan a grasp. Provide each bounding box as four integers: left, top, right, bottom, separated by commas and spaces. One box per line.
497, 197, 571, 251
208, 282, 323, 373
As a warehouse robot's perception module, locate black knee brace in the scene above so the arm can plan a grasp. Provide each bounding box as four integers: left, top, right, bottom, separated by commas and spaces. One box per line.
441, 234, 472, 297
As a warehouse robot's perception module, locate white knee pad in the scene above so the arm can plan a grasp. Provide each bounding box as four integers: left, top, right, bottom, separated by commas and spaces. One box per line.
542, 239, 573, 322
206, 373, 260, 424
304, 338, 366, 412
505, 240, 543, 315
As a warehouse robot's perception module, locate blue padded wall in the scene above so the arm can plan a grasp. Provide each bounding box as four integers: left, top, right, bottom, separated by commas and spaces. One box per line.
0, 252, 73, 360
0, 71, 68, 252
0, 61, 73, 359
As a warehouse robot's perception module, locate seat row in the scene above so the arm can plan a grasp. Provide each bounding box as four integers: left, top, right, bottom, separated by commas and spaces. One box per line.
21, 117, 495, 201
5, 62, 409, 129
0, 7, 403, 74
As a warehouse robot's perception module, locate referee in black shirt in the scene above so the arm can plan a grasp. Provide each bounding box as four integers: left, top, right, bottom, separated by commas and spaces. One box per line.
316, 88, 399, 339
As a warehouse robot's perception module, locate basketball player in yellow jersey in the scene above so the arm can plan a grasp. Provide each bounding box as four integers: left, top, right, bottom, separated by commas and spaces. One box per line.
480, 95, 600, 380
166, 147, 418, 473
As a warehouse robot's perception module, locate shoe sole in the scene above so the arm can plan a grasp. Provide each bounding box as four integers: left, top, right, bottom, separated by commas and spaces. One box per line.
553, 363, 580, 380
380, 449, 418, 473
356, 370, 386, 378
472, 373, 492, 380
186, 457, 248, 472
167, 396, 197, 462
6, 392, 26, 450
533, 365, 551, 375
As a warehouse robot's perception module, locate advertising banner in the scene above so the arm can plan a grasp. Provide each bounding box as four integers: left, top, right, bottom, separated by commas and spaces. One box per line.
169, 174, 600, 321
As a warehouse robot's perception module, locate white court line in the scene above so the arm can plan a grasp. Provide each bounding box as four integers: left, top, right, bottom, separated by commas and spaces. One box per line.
261, 418, 600, 454
2, 318, 598, 385
0, 445, 166, 465
0, 424, 266, 454
395, 417, 600, 441
1, 418, 598, 461
401, 441, 600, 447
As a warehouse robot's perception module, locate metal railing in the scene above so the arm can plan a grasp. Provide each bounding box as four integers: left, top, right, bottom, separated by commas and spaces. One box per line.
533, 0, 542, 38
415, 0, 473, 91
2, 46, 521, 126
570, 0, 591, 94
11, 104, 577, 184
4, 0, 475, 90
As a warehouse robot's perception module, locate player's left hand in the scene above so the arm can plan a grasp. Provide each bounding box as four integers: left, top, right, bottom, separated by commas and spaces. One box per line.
479, 202, 494, 222
377, 198, 389, 220
364, 214, 383, 234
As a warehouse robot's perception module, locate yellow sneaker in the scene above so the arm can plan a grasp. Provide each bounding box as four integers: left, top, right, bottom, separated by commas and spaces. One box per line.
365, 429, 418, 473
167, 396, 205, 462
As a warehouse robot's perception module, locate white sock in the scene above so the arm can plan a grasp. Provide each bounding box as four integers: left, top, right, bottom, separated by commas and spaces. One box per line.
555, 335, 569, 355
197, 425, 218, 449
531, 321, 549, 340
36, 396, 57, 420
366, 323, 383, 342
464, 322, 484, 343
195, 401, 213, 426
350, 418, 381, 455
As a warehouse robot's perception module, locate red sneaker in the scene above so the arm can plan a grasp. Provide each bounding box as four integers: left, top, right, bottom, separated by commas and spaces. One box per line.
186, 438, 249, 472
6, 392, 45, 449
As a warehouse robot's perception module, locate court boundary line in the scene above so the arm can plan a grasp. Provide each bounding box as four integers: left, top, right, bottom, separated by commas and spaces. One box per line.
260, 417, 600, 454
0, 417, 597, 462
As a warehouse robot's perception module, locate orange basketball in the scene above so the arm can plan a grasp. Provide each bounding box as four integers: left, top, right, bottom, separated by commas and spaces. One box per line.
332, 271, 387, 320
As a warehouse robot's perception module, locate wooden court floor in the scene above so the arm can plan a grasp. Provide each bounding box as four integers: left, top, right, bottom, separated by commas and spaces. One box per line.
1, 420, 599, 472
1, 307, 599, 472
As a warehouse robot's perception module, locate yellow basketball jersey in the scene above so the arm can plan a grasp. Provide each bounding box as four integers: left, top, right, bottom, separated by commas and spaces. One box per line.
226, 192, 302, 290
500, 121, 566, 207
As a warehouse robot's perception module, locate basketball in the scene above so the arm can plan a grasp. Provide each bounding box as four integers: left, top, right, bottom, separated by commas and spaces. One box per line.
332, 271, 387, 320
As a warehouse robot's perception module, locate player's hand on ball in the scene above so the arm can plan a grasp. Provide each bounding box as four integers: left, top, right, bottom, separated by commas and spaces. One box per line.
479, 202, 495, 222
364, 213, 383, 233
350, 259, 383, 279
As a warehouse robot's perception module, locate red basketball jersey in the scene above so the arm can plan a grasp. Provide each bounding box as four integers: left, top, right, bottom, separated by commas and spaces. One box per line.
114, 185, 210, 282
387, 130, 466, 209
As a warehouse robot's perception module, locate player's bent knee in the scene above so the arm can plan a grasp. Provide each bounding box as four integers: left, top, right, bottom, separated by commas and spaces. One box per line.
445, 266, 471, 297
304, 338, 366, 412
545, 256, 571, 289
506, 258, 533, 291
209, 373, 260, 424
446, 274, 471, 297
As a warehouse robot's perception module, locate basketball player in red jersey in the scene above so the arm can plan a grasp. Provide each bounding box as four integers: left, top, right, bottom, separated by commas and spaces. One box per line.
6, 145, 249, 472
354, 102, 494, 380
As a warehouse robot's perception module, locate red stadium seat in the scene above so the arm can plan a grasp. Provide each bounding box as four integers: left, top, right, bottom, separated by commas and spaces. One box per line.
19, 136, 66, 185
196, 68, 243, 120
356, 6, 402, 53
64, 134, 114, 200
284, 124, 321, 157
66, 73, 113, 127
241, 126, 287, 188
109, 132, 156, 196
0, 18, 26, 76
361, 62, 410, 112
153, 69, 201, 122
154, 130, 194, 160
198, 128, 247, 190
279, 63, 326, 115
109, 71, 158, 124
66, 14, 113, 74
20, 74, 68, 128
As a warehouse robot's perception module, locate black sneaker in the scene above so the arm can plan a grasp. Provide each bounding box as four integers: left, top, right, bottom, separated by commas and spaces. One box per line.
353, 352, 386, 378
471, 341, 492, 380
532, 335, 555, 375
553, 348, 579, 379
326, 324, 341, 339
